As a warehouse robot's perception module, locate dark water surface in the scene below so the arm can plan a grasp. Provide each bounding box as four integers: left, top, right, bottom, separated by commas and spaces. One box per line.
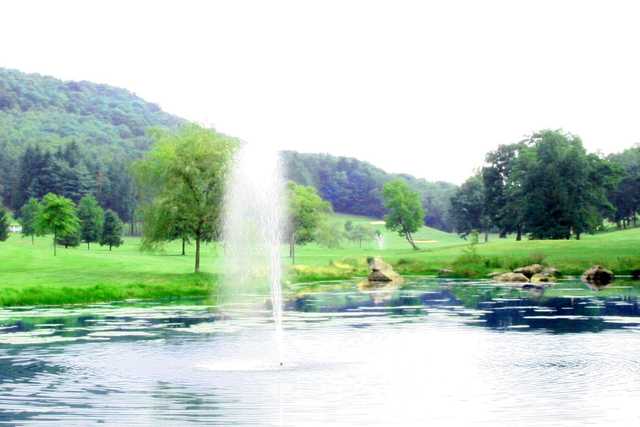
1, 278, 640, 426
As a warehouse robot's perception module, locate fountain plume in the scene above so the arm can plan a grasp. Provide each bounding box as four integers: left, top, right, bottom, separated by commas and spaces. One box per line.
222, 143, 286, 364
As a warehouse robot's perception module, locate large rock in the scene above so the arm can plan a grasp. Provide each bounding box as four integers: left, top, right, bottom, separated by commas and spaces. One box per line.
531, 273, 555, 284
495, 272, 529, 283
581, 265, 614, 286
367, 257, 400, 282
542, 267, 561, 278
513, 264, 544, 279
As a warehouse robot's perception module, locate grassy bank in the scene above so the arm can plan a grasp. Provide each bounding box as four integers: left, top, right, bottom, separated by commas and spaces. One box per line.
0, 234, 220, 306
1, 214, 640, 306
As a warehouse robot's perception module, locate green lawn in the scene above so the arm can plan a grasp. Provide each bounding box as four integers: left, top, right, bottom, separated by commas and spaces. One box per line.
1, 215, 639, 306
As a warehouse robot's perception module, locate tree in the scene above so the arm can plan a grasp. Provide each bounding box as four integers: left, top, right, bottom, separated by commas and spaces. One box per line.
19, 198, 41, 244
315, 221, 344, 249
286, 182, 331, 263
519, 130, 615, 239
78, 195, 104, 249
0, 206, 9, 241
382, 179, 425, 250
139, 201, 191, 255
449, 175, 489, 240
56, 228, 81, 248
100, 209, 124, 250
133, 125, 238, 272
482, 143, 526, 239
35, 193, 80, 255
351, 224, 376, 248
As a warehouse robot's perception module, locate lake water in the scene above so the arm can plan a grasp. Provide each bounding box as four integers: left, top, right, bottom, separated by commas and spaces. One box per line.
1, 277, 640, 426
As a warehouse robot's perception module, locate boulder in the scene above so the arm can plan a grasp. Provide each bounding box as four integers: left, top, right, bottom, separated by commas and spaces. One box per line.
542, 267, 561, 278
495, 272, 529, 283
487, 271, 505, 278
367, 257, 400, 282
581, 265, 615, 286
531, 273, 555, 284
513, 264, 544, 279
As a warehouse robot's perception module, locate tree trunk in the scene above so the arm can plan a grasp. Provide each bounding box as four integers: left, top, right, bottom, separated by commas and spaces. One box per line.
576, 232, 581, 240
87, 242, 90, 250
31, 235, 34, 245
109, 244, 112, 251
484, 231, 488, 243
516, 225, 522, 241
290, 239, 296, 264
195, 237, 201, 273
405, 232, 419, 250
182, 238, 186, 256
53, 230, 57, 256
499, 230, 507, 238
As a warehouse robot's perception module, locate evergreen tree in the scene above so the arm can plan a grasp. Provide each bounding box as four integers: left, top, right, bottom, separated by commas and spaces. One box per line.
19, 198, 41, 244
100, 209, 124, 250
78, 195, 104, 249
35, 193, 80, 255
0, 206, 9, 241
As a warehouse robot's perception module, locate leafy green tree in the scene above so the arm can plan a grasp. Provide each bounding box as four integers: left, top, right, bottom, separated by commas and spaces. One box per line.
78, 195, 104, 249
482, 142, 526, 239
139, 201, 191, 255
0, 206, 9, 241
287, 182, 332, 263
607, 145, 640, 228
450, 175, 489, 240
35, 193, 80, 255
351, 224, 376, 248
56, 228, 81, 248
382, 180, 425, 250
519, 130, 615, 239
315, 221, 344, 249
100, 209, 124, 250
19, 198, 41, 244
133, 125, 238, 272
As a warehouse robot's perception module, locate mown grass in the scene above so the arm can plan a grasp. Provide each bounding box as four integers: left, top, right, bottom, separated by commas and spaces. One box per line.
2, 215, 640, 307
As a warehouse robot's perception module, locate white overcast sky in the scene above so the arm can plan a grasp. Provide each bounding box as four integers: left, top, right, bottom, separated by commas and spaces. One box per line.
3, 0, 640, 183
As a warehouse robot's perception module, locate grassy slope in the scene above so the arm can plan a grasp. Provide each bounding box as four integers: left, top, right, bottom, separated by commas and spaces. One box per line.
0, 234, 218, 305
1, 214, 639, 306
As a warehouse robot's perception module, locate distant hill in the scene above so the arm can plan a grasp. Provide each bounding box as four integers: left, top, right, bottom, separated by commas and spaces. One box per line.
0, 68, 183, 158
282, 151, 458, 230
0, 68, 457, 231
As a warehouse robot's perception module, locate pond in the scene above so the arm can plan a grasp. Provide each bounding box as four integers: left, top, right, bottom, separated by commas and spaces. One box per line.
1, 277, 640, 426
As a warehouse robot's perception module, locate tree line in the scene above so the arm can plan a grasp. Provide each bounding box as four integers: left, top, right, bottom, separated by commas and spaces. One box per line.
0, 193, 123, 254
450, 129, 640, 240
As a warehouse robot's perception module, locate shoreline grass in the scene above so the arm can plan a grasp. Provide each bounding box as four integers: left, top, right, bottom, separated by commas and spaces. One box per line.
1, 218, 640, 307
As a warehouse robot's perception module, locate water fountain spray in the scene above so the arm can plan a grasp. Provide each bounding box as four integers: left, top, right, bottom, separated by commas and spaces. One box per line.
222, 143, 286, 366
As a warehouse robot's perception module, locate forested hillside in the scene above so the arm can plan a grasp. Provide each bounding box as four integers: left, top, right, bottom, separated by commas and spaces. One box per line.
281, 151, 458, 230
0, 68, 182, 155
0, 68, 182, 218
0, 68, 459, 231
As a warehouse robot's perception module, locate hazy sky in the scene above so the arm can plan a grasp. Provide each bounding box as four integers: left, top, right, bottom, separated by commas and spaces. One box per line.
3, 0, 640, 183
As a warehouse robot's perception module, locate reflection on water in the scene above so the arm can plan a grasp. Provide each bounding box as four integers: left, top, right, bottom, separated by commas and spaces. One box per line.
0, 278, 639, 426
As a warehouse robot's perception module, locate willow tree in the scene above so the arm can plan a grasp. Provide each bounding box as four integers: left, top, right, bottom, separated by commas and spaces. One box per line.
134, 125, 237, 272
